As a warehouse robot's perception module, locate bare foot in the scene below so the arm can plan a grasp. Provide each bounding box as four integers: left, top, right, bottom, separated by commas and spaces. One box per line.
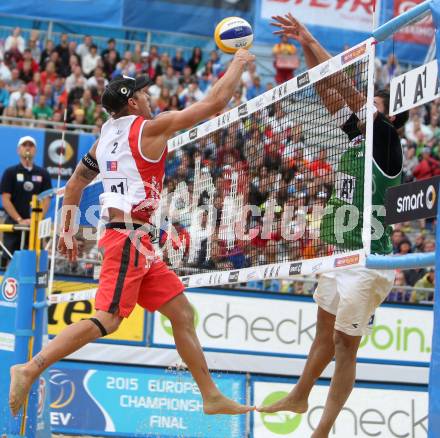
9, 364, 34, 416
257, 392, 308, 414
203, 394, 255, 415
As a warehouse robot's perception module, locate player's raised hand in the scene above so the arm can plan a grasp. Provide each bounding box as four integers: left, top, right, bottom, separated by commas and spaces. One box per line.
58, 234, 78, 263
271, 13, 314, 45
234, 48, 255, 65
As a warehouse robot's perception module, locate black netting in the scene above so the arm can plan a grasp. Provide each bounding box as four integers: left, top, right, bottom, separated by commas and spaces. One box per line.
161, 56, 370, 276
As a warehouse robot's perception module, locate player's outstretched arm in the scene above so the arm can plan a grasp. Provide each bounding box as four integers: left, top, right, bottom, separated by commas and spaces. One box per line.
58, 141, 99, 261
140, 48, 255, 159
271, 14, 345, 115
272, 14, 365, 114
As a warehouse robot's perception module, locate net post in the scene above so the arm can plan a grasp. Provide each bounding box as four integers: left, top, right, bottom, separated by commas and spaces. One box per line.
29, 249, 51, 438
362, 39, 376, 257
8, 250, 38, 436
428, 181, 440, 436
47, 185, 62, 297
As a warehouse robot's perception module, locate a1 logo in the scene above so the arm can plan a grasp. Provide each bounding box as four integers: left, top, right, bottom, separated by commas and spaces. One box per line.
160, 305, 199, 336
260, 391, 302, 435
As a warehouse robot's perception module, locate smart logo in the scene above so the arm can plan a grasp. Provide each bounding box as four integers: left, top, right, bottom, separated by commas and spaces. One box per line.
426, 184, 436, 210
161, 305, 200, 336
386, 176, 439, 223
260, 391, 302, 434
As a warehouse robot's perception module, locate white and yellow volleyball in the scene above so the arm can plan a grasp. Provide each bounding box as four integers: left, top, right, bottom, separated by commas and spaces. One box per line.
214, 16, 253, 54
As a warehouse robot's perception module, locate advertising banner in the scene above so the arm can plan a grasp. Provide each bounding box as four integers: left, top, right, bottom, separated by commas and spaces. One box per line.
0, 257, 19, 435
0, 1, 123, 27
0, 255, 51, 438
151, 291, 433, 366
254, 0, 374, 55
43, 131, 79, 181
385, 175, 440, 222
50, 361, 246, 437
377, 0, 435, 64
123, 0, 254, 37
256, 0, 431, 64
163, 0, 251, 12
389, 61, 440, 116
252, 378, 428, 437
48, 281, 147, 346
393, 0, 435, 45
0, 125, 95, 209
260, 0, 377, 33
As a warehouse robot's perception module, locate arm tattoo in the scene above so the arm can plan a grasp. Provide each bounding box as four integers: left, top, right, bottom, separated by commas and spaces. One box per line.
33, 354, 46, 370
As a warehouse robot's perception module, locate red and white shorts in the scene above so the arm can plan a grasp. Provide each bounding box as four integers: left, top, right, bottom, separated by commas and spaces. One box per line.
95, 223, 184, 318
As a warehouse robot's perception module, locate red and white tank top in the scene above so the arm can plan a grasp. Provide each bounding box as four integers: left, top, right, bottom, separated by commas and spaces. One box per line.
96, 115, 167, 222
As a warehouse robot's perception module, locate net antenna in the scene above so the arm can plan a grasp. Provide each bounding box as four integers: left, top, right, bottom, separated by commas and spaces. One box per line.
372, 0, 378, 32
47, 109, 67, 296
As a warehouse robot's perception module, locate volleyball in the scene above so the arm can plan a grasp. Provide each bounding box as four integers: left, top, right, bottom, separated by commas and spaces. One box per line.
214, 16, 253, 54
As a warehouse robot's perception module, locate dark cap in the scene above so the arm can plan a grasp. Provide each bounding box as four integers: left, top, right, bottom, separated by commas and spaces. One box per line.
101, 75, 150, 115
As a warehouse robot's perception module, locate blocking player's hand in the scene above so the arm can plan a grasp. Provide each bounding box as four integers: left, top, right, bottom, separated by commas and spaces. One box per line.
58, 234, 78, 263
271, 13, 314, 45
234, 48, 255, 65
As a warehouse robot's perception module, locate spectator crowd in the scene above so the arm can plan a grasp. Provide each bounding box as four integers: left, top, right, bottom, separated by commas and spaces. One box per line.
0, 27, 273, 135
0, 27, 437, 303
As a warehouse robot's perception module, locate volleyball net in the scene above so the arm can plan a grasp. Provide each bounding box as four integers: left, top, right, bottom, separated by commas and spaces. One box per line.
43, 39, 376, 296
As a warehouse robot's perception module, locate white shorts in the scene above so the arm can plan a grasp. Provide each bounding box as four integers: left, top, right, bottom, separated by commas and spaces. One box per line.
313, 266, 395, 336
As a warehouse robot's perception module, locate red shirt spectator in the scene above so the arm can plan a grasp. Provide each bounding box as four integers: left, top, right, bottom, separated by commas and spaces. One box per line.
217, 143, 241, 168
17, 49, 39, 74
40, 62, 58, 89
413, 148, 440, 180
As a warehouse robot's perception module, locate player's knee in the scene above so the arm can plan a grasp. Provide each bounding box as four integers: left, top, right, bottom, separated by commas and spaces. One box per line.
171, 304, 195, 330
91, 312, 122, 336
105, 317, 122, 335
333, 330, 360, 357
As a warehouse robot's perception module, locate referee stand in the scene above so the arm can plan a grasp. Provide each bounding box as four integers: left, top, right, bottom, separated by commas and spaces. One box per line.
0, 194, 51, 438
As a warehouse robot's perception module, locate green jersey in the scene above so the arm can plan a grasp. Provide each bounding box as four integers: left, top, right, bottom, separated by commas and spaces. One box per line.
320, 135, 401, 255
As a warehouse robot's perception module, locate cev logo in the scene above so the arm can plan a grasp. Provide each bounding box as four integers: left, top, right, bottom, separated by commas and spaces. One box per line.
2, 277, 17, 302
160, 305, 199, 336
260, 391, 302, 435
50, 370, 76, 409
